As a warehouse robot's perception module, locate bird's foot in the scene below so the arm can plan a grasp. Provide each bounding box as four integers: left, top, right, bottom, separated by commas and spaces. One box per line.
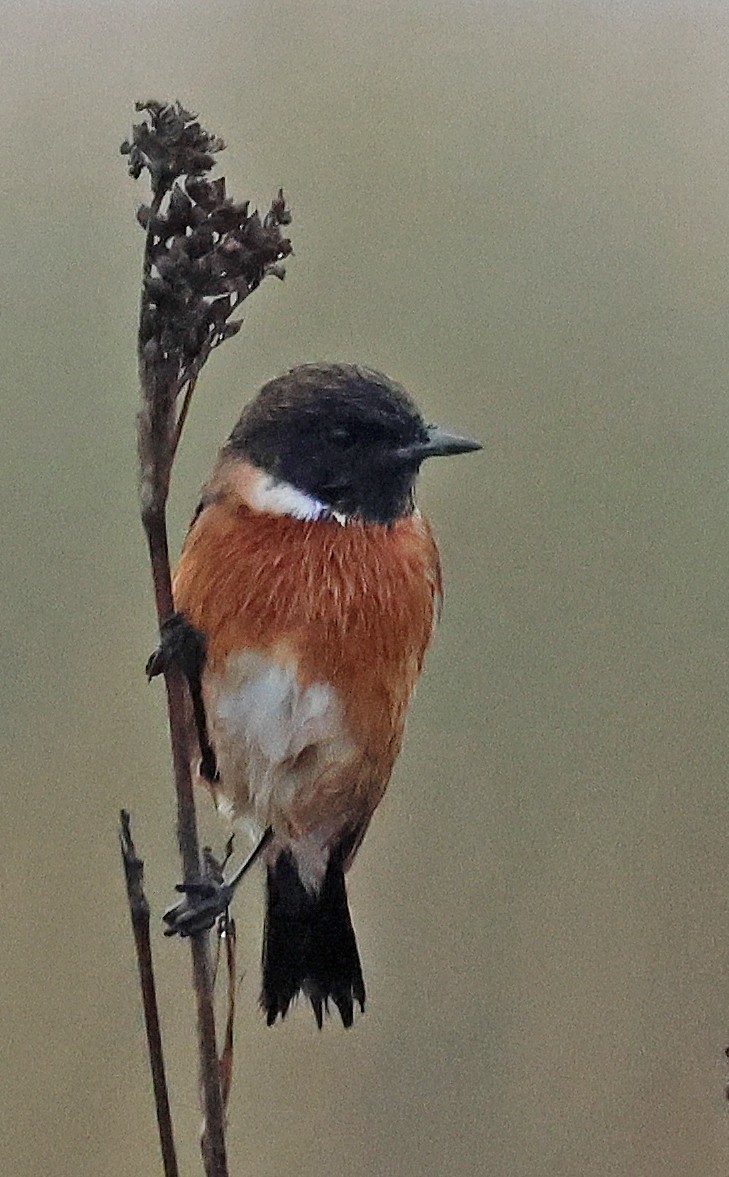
146, 613, 219, 783
163, 829, 273, 938
146, 611, 206, 682
163, 841, 234, 937
163, 878, 234, 937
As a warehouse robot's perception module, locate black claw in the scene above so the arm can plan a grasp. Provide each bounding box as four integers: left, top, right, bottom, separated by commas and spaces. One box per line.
163, 881, 233, 937
163, 830, 270, 938
173, 880, 219, 896
145, 646, 165, 680
200, 750, 220, 783
147, 612, 207, 680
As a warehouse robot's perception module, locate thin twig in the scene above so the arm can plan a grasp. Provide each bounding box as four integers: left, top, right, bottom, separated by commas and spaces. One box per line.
119, 810, 179, 1177
218, 917, 238, 1114
171, 373, 199, 462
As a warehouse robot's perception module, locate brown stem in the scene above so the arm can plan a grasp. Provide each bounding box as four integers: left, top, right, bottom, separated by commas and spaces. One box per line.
138, 192, 228, 1176
122, 104, 292, 1174
141, 501, 230, 1177
218, 918, 238, 1115
119, 810, 179, 1177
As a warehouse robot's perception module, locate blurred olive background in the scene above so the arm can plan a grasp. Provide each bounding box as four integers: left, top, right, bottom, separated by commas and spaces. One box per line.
3, 1, 729, 1174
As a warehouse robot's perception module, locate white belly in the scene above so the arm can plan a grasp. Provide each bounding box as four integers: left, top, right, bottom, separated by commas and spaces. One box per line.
203, 649, 355, 844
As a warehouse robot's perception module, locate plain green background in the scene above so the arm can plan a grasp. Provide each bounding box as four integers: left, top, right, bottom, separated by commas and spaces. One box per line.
3, 2, 729, 1174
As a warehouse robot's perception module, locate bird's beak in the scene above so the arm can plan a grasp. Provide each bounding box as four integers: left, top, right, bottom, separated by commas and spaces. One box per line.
393, 424, 483, 463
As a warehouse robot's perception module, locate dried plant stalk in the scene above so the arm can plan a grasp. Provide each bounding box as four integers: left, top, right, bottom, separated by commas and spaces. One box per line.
119, 811, 179, 1177
120, 100, 292, 1177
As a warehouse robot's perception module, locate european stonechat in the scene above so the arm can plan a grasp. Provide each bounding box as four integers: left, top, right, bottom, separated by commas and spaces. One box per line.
168, 362, 480, 1026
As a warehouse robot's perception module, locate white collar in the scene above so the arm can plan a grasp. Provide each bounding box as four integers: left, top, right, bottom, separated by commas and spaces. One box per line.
248, 471, 348, 525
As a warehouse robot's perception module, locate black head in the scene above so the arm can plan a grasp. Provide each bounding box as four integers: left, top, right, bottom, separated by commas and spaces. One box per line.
225, 363, 481, 524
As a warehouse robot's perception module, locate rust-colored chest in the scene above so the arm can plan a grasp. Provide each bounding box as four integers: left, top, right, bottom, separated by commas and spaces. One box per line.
173, 497, 441, 757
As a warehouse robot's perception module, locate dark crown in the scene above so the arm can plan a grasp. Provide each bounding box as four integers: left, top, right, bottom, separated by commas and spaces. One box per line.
225, 363, 480, 524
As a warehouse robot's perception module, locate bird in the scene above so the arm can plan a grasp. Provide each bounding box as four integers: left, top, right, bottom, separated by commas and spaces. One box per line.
168, 362, 481, 1027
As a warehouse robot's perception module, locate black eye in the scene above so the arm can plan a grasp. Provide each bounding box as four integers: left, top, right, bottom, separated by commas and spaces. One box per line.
329, 426, 352, 443
329, 421, 395, 449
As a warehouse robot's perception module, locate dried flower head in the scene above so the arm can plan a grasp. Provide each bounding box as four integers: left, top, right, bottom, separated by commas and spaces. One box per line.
124, 100, 293, 515
121, 100, 225, 192
122, 100, 293, 412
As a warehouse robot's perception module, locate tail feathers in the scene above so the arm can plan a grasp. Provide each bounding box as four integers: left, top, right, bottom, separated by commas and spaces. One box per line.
261, 847, 365, 1028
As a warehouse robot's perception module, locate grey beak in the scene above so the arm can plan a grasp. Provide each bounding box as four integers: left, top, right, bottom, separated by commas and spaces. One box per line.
393, 423, 483, 463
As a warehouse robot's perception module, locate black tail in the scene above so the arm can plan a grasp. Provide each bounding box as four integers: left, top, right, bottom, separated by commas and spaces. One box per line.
261, 846, 366, 1028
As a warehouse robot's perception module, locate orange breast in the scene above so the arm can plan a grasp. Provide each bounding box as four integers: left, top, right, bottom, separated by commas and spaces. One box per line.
173, 495, 442, 777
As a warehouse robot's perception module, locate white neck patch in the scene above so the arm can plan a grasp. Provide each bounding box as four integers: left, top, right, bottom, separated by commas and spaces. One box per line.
248, 470, 348, 525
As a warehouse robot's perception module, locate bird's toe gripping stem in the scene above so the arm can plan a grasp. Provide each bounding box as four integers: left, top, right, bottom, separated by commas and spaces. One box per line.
163, 830, 273, 938
146, 611, 218, 783
163, 877, 235, 938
